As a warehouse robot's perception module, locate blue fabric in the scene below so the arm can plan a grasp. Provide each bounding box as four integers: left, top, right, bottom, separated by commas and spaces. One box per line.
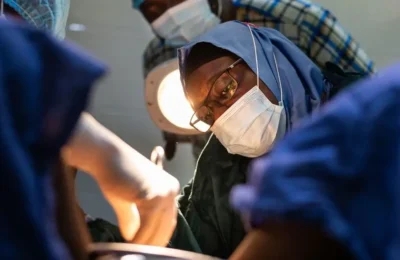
231, 62, 400, 260
0, 20, 106, 259
4, 0, 70, 39
132, 0, 144, 9
178, 21, 327, 130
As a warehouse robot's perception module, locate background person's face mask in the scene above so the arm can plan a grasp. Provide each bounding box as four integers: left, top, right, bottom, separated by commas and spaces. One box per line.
211, 25, 287, 158
151, 0, 221, 46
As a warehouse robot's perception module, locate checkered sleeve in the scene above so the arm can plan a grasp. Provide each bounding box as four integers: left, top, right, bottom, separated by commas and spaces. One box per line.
233, 0, 375, 73
142, 37, 178, 78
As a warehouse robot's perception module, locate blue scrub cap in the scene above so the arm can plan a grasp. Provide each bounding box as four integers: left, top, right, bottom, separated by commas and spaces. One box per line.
4, 0, 70, 39
132, 0, 144, 9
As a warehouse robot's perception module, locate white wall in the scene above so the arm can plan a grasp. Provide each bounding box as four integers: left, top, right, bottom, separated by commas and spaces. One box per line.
316, 0, 400, 68
67, 0, 400, 223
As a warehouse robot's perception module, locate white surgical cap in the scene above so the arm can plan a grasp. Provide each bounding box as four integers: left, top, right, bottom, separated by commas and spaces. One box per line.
4, 0, 70, 39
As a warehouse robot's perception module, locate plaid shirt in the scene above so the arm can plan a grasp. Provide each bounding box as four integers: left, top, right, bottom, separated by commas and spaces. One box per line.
234, 0, 375, 73
143, 0, 375, 77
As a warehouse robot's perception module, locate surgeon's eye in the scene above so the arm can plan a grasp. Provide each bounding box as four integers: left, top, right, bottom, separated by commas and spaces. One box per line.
212, 72, 238, 104
221, 82, 236, 100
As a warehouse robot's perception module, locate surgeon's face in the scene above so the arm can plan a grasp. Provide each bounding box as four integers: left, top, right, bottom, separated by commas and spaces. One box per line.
185, 55, 278, 129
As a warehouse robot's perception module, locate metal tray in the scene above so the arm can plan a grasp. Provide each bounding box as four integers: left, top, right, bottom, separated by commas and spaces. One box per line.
90, 243, 222, 260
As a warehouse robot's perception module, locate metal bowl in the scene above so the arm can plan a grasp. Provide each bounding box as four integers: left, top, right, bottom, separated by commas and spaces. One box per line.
89, 243, 222, 260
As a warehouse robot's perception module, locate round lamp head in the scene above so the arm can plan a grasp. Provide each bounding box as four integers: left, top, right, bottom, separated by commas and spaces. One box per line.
143, 38, 206, 135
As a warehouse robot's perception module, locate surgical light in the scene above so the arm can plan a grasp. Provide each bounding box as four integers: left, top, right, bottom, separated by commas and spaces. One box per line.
156, 69, 193, 130
143, 38, 211, 160
157, 70, 210, 132
144, 38, 208, 135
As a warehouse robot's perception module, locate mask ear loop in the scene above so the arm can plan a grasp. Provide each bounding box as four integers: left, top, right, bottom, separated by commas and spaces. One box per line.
273, 53, 284, 107
1, 0, 5, 19
247, 24, 284, 107
247, 24, 260, 89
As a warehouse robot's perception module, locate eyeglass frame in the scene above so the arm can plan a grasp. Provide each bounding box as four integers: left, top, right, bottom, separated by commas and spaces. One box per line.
189, 58, 243, 132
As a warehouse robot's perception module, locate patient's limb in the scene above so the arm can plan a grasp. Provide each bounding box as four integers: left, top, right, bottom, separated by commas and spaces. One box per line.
62, 113, 180, 246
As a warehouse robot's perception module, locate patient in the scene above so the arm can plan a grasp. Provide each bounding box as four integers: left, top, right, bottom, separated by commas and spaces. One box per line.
230, 61, 400, 260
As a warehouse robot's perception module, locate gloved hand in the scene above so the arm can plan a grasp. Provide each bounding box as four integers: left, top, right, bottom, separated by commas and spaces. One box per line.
62, 113, 180, 246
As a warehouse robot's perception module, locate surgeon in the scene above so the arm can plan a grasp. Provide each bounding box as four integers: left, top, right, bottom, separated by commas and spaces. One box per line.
136, 0, 375, 161
170, 21, 368, 258
0, 0, 179, 254
229, 61, 400, 260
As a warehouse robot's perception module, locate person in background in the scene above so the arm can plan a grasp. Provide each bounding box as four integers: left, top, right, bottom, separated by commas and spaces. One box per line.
169, 20, 369, 258
1, 0, 125, 244
229, 61, 400, 260
0, 18, 108, 259
137, 0, 374, 73
1, 0, 180, 250
135, 0, 375, 161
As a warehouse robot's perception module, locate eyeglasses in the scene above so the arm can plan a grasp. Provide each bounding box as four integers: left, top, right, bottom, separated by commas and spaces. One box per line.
189, 58, 242, 132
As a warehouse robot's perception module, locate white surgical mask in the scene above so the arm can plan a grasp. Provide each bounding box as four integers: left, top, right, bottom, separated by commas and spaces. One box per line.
151, 0, 221, 46
211, 25, 287, 158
